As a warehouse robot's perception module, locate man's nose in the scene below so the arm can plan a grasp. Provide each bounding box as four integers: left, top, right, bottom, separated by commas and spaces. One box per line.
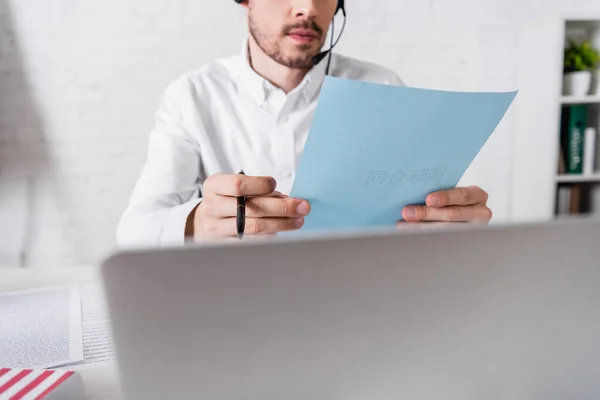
291, 0, 318, 19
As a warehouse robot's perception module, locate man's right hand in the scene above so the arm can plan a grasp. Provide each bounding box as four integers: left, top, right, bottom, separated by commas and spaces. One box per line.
189, 173, 310, 240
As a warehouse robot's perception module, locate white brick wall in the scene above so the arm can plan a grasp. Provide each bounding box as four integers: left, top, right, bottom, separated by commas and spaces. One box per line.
1, 0, 599, 267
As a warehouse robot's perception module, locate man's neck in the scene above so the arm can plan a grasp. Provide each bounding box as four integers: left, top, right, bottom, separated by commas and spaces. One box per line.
247, 36, 310, 94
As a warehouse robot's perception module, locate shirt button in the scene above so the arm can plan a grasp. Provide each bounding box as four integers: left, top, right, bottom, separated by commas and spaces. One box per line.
284, 171, 293, 178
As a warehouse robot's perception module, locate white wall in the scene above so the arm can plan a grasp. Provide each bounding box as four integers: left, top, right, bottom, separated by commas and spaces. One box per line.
1, 0, 600, 267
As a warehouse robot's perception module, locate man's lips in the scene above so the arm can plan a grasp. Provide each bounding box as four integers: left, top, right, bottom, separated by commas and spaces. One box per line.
287, 29, 319, 43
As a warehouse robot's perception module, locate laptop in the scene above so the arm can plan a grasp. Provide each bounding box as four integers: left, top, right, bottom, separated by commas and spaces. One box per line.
101, 218, 600, 399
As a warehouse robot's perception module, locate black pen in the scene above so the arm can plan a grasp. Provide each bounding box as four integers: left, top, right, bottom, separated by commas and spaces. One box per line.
236, 170, 246, 240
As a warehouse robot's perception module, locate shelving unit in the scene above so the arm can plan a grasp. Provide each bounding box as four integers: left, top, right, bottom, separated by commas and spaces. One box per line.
556, 173, 600, 183
561, 95, 600, 105
554, 19, 600, 217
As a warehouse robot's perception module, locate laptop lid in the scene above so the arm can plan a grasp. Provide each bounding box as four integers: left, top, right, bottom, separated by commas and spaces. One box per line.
101, 219, 600, 399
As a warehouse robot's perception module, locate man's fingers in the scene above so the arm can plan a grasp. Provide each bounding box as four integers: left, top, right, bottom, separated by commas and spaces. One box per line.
270, 191, 287, 198
205, 195, 310, 218
246, 196, 310, 218
245, 217, 305, 235
402, 204, 492, 222
204, 173, 277, 197
205, 217, 305, 237
426, 186, 488, 207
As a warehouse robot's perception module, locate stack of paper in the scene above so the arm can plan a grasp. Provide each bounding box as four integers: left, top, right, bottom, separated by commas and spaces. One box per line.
0, 287, 83, 369
0, 285, 116, 372
58, 285, 116, 369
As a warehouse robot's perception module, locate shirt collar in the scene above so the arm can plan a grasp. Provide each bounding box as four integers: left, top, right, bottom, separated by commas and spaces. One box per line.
233, 38, 328, 106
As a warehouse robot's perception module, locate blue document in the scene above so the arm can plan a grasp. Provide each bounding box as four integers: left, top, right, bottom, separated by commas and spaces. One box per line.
290, 76, 517, 231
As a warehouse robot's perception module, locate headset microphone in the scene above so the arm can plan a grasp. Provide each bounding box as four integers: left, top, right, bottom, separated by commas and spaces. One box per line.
311, 1, 346, 74
311, 49, 331, 66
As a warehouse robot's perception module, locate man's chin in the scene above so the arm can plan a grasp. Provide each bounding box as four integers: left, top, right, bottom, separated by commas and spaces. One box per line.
278, 48, 321, 69
289, 56, 318, 69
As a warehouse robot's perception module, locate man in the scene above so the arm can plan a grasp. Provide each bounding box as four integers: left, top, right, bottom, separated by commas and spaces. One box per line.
117, 0, 492, 247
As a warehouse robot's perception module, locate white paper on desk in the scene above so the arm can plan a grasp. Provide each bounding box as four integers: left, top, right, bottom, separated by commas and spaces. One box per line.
56, 284, 117, 370
0, 286, 84, 369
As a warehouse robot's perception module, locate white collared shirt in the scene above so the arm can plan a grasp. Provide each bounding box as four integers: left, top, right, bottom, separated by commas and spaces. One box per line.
116, 43, 405, 247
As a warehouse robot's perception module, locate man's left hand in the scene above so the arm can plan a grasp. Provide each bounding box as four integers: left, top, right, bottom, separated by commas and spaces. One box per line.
400, 186, 492, 224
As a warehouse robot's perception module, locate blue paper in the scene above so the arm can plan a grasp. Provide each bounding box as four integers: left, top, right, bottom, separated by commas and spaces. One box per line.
290, 76, 518, 231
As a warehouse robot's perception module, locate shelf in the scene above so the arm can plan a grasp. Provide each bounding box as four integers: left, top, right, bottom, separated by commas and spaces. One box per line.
557, 173, 600, 183
561, 95, 600, 105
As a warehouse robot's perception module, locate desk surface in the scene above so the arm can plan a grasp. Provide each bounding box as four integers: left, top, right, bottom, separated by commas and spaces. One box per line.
0, 267, 123, 400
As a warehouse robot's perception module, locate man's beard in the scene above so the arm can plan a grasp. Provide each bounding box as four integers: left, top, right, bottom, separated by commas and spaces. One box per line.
248, 16, 324, 69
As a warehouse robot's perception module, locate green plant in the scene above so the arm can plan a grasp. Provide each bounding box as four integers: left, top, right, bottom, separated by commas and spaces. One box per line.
564, 40, 600, 73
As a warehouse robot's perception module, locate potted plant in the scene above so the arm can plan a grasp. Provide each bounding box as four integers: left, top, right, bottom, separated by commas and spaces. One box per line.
563, 40, 600, 96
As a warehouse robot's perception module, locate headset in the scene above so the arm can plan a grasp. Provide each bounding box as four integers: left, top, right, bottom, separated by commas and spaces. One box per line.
234, 0, 346, 75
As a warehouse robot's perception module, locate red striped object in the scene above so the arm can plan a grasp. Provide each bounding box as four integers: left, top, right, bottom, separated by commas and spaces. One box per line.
0, 369, 81, 400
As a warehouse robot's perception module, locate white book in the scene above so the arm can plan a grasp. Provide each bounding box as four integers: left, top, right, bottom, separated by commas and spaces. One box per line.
584, 127, 597, 175
558, 186, 571, 215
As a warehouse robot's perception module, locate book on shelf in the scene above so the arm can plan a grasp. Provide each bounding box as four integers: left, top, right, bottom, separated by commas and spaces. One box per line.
558, 145, 566, 174
570, 184, 582, 214
557, 186, 571, 215
559, 105, 599, 176
583, 127, 597, 175
560, 105, 588, 174
556, 185, 582, 215
556, 183, 593, 216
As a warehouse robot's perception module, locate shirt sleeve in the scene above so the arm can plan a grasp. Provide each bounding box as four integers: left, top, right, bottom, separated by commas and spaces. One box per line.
116, 77, 203, 248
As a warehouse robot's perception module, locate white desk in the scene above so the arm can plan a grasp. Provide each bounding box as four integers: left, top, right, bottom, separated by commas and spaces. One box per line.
0, 267, 123, 400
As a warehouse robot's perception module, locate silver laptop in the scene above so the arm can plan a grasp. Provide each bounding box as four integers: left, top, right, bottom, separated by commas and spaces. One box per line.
101, 218, 600, 400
